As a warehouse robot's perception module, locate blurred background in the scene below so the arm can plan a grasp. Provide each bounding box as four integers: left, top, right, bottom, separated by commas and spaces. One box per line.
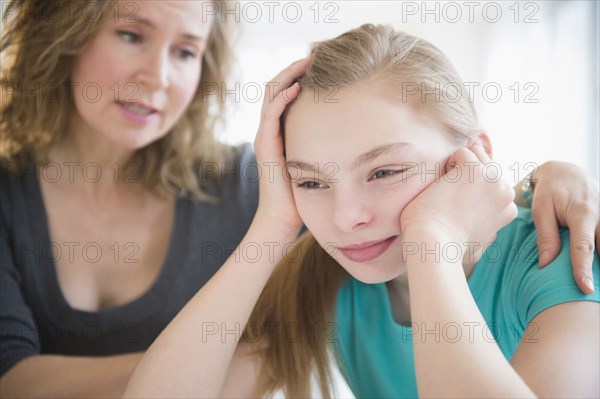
219, 0, 599, 182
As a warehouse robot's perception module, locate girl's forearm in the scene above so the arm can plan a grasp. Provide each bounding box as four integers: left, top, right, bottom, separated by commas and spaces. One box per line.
403, 232, 537, 398
123, 217, 299, 398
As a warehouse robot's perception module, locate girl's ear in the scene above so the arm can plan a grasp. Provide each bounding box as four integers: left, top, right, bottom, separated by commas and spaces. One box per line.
468, 132, 493, 159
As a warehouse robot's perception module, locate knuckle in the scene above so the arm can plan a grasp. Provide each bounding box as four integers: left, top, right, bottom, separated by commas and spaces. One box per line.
574, 239, 595, 255
536, 231, 557, 245
573, 201, 597, 217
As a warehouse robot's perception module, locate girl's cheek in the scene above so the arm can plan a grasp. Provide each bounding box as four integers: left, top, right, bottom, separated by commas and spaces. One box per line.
293, 194, 324, 229
373, 173, 431, 215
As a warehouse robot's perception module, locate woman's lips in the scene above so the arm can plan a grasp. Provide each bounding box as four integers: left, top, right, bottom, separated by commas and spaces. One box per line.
338, 236, 398, 263
116, 101, 160, 124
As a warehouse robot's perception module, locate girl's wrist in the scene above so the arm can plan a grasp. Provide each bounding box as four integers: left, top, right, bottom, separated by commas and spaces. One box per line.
403, 223, 465, 247
252, 209, 303, 240
402, 225, 469, 266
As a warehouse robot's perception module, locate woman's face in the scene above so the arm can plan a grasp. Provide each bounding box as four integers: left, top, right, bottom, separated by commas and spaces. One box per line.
70, 1, 213, 150
285, 85, 459, 283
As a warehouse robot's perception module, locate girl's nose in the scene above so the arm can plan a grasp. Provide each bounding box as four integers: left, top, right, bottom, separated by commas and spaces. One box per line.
332, 188, 374, 233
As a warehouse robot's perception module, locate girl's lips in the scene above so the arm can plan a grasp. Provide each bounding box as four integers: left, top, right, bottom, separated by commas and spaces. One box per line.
116, 101, 160, 124
339, 236, 398, 263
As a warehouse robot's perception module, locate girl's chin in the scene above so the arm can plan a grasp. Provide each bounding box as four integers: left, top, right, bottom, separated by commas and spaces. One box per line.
338, 260, 407, 285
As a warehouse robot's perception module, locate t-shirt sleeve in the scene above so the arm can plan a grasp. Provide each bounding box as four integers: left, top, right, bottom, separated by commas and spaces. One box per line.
515, 226, 600, 327
0, 219, 40, 377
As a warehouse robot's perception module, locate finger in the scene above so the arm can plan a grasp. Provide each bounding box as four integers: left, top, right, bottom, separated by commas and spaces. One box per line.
255, 83, 301, 151
467, 143, 492, 165
270, 57, 311, 86
264, 58, 311, 102
444, 146, 478, 174
261, 83, 300, 128
568, 216, 597, 294
531, 196, 562, 267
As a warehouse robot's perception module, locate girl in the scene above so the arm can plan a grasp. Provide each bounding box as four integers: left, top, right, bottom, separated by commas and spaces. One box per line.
125, 25, 599, 398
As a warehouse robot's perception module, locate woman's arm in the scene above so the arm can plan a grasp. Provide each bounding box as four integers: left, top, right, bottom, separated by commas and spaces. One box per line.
518, 161, 599, 294
0, 353, 143, 398
0, 223, 144, 398
123, 58, 311, 398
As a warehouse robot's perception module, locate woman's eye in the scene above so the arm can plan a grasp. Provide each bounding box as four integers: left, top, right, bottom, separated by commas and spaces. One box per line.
177, 49, 198, 60
297, 181, 326, 189
117, 30, 141, 43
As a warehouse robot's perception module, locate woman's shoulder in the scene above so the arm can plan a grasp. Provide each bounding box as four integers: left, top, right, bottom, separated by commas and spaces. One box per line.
0, 159, 39, 231
233, 142, 257, 165
192, 142, 259, 210
205, 142, 257, 190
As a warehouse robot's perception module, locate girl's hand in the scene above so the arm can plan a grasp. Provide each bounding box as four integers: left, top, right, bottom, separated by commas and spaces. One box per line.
253, 58, 311, 234
400, 145, 518, 263
528, 161, 599, 294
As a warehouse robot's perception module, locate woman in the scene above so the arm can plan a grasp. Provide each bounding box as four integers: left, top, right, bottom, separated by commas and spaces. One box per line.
124, 25, 599, 398
0, 0, 597, 396
1, 1, 257, 396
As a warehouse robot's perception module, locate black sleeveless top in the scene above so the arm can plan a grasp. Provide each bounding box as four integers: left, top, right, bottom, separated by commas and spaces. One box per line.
0, 144, 259, 376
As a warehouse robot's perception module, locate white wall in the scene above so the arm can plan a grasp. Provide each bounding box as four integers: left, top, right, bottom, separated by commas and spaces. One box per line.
219, 0, 599, 182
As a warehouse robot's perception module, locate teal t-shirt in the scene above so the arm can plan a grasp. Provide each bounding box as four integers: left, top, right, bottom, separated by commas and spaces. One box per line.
334, 208, 600, 398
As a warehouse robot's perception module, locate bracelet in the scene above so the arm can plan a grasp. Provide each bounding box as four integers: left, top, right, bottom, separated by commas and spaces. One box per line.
521, 172, 536, 206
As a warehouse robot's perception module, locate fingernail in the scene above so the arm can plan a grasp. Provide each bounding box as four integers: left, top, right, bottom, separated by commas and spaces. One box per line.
583, 277, 595, 293
538, 250, 550, 266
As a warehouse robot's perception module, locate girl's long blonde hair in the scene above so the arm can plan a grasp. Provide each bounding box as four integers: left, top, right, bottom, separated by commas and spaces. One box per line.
242, 24, 481, 398
1, 0, 234, 201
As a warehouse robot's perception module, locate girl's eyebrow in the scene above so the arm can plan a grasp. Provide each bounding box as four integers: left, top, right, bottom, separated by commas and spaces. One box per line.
350, 142, 415, 169
286, 142, 415, 173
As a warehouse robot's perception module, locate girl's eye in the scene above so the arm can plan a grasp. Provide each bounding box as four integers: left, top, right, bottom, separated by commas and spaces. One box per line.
372, 169, 402, 180
117, 30, 141, 43
296, 181, 326, 189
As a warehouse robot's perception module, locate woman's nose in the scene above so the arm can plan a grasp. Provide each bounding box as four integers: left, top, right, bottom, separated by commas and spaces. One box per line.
332, 189, 374, 232
137, 47, 170, 91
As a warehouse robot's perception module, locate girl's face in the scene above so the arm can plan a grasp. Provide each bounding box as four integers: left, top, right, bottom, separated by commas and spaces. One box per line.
285, 85, 459, 283
70, 1, 212, 150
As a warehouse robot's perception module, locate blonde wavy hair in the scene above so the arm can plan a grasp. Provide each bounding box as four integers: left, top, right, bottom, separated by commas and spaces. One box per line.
242, 24, 482, 398
1, 0, 235, 201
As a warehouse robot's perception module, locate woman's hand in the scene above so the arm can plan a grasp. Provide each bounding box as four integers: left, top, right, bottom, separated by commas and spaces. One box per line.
253, 58, 311, 234
400, 144, 518, 264
527, 161, 599, 294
